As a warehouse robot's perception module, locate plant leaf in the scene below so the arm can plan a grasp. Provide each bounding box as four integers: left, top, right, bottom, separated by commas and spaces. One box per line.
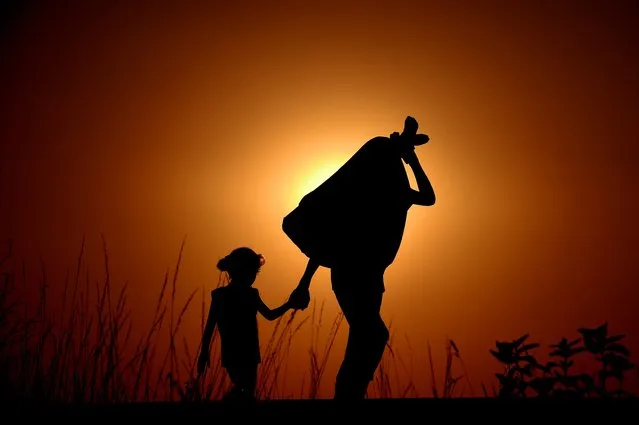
606, 334, 626, 344
519, 343, 540, 353
606, 342, 630, 357
490, 349, 513, 364
568, 338, 582, 347
513, 333, 529, 348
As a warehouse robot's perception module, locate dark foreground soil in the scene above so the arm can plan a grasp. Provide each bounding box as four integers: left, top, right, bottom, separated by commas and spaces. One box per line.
3, 397, 636, 421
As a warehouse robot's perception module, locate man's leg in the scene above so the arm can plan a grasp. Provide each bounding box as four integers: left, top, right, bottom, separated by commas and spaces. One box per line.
332, 269, 389, 399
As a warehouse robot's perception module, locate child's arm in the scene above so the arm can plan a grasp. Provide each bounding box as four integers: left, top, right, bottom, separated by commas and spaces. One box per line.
256, 291, 292, 321
197, 293, 218, 374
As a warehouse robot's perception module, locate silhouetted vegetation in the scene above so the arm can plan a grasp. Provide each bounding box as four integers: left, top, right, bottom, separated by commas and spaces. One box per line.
490, 323, 635, 398
0, 237, 308, 402
0, 237, 417, 402
0, 237, 636, 402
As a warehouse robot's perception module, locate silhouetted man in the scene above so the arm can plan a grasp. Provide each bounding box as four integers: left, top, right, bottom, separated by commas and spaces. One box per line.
283, 116, 436, 399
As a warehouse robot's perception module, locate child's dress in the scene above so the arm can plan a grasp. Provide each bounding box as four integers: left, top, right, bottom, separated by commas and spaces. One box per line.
211, 285, 261, 368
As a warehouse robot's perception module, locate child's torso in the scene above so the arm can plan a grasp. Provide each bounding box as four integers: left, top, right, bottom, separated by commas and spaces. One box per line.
213, 286, 261, 365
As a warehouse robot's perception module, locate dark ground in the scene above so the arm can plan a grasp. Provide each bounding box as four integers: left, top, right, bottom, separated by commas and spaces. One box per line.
3, 398, 636, 420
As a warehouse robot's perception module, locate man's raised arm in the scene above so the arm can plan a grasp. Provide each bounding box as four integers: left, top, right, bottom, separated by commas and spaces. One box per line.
405, 151, 436, 206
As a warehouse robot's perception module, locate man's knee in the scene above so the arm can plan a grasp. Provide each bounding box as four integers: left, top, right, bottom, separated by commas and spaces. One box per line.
355, 319, 388, 351
349, 315, 388, 344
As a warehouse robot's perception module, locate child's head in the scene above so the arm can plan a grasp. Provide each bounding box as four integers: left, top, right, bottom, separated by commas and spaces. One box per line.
217, 247, 265, 286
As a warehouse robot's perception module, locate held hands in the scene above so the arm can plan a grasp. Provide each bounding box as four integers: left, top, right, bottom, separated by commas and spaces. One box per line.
288, 286, 310, 311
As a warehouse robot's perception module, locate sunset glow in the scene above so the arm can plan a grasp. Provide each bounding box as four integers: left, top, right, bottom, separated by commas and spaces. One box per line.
290, 159, 343, 205
1, 0, 637, 400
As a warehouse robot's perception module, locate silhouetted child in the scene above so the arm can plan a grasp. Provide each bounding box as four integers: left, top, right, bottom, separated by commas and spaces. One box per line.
197, 247, 294, 401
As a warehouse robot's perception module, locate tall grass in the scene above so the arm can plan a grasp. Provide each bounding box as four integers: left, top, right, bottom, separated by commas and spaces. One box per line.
7, 236, 629, 402
0, 236, 310, 402
305, 299, 344, 399
426, 338, 474, 398
0, 236, 434, 402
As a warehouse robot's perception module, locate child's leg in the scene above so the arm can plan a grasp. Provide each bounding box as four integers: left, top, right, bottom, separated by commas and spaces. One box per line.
236, 363, 257, 399
224, 363, 258, 400
223, 365, 242, 400
247, 363, 258, 397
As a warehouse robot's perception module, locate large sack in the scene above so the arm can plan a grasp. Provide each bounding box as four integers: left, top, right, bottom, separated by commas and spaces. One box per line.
282, 135, 412, 270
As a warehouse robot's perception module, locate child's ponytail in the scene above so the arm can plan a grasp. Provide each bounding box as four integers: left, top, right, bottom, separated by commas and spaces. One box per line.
217, 255, 230, 272
216, 247, 265, 276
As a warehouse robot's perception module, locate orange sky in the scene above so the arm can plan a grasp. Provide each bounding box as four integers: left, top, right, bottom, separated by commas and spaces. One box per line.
1, 0, 638, 397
